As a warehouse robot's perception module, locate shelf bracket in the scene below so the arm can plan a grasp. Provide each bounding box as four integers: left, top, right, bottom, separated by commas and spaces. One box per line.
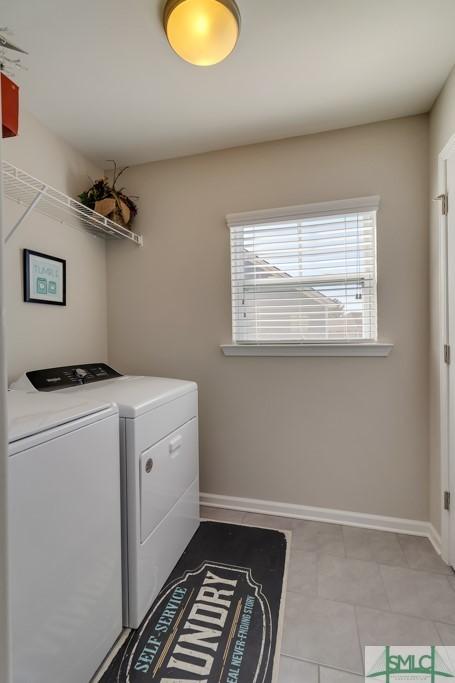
4, 187, 46, 244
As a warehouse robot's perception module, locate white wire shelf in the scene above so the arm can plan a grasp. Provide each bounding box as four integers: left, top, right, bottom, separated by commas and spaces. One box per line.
2, 161, 143, 246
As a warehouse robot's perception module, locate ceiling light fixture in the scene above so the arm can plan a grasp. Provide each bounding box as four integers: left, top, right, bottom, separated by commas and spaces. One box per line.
163, 0, 241, 67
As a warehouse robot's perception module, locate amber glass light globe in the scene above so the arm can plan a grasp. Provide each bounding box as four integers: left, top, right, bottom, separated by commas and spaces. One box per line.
163, 0, 241, 66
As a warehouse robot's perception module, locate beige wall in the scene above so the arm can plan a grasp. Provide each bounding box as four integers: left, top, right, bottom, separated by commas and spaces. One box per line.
3, 110, 108, 382
107, 115, 430, 521
429, 65, 455, 533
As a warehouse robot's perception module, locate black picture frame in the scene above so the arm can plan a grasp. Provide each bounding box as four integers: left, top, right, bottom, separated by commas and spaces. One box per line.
23, 249, 67, 306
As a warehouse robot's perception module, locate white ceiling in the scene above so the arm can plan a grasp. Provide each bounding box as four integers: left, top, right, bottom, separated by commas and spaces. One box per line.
4, 0, 455, 166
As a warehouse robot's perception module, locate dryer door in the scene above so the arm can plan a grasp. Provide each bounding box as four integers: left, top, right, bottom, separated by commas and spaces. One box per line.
140, 417, 198, 542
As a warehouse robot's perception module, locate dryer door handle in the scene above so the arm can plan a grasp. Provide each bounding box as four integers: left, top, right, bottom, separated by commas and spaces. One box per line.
169, 435, 183, 456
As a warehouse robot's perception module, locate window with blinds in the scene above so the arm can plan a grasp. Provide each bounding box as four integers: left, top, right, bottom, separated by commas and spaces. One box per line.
227, 197, 379, 344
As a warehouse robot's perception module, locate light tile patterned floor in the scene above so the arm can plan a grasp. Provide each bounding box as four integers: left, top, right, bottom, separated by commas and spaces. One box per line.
200, 506, 455, 683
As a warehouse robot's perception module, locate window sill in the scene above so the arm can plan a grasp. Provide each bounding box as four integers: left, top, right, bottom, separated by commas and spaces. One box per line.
220, 342, 393, 357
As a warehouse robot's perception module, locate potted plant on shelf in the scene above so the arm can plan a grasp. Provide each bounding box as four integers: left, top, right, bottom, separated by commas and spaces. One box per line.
78, 160, 138, 229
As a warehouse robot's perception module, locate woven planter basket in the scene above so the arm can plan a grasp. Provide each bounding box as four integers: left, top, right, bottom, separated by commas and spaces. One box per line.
94, 196, 131, 229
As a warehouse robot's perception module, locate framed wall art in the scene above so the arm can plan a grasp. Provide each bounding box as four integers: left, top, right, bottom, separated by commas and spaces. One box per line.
23, 249, 66, 306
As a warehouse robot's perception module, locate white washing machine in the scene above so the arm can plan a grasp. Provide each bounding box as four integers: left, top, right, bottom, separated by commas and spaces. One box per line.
7, 390, 122, 683
11, 363, 200, 629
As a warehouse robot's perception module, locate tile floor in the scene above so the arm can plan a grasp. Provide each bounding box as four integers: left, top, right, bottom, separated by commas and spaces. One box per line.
200, 506, 455, 683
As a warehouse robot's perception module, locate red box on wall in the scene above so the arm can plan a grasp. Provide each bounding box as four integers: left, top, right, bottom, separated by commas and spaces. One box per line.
2, 73, 19, 138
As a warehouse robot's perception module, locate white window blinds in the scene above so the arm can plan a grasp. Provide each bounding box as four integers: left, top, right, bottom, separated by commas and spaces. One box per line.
227, 197, 379, 344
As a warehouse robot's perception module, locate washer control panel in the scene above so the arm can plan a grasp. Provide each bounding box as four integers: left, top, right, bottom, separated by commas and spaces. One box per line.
25, 363, 122, 391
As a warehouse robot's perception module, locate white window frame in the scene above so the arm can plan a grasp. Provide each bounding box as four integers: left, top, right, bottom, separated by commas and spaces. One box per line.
222, 196, 392, 357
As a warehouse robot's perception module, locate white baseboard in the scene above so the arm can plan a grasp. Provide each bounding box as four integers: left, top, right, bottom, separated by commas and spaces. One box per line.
428, 523, 442, 556
200, 492, 442, 555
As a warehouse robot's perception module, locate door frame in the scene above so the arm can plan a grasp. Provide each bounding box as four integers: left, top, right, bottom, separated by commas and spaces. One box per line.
438, 133, 455, 564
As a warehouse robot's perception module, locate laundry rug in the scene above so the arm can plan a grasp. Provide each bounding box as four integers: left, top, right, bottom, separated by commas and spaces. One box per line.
100, 520, 289, 683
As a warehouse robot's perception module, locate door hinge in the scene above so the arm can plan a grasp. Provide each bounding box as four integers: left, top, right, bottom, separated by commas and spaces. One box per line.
435, 193, 449, 216
444, 490, 451, 511
445, 344, 451, 364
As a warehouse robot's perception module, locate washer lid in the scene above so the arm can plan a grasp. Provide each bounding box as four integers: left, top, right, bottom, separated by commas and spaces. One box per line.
60, 376, 197, 418
7, 390, 116, 444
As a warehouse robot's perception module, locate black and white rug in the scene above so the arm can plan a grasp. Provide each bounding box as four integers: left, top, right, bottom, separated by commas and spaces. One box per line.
100, 521, 289, 683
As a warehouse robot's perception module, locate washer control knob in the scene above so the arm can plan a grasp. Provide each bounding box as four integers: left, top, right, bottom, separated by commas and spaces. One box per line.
145, 458, 153, 474
74, 368, 88, 379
